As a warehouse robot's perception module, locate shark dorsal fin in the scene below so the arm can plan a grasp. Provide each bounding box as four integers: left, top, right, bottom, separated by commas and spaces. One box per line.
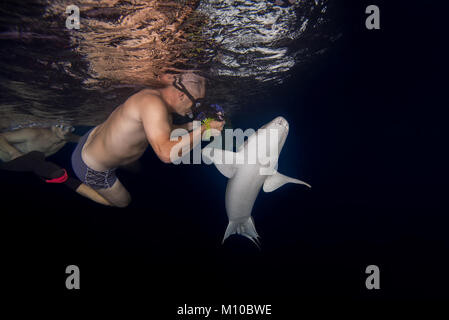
202, 148, 242, 179
263, 171, 311, 192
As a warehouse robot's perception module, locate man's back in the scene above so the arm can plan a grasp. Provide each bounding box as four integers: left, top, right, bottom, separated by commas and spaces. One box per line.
82, 89, 162, 171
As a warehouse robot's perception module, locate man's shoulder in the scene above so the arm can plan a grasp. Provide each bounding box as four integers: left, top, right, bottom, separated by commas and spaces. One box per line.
130, 89, 167, 114
133, 89, 164, 104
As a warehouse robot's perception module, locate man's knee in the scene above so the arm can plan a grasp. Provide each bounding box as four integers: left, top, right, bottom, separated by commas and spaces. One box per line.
101, 183, 131, 208
114, 194, 131, 208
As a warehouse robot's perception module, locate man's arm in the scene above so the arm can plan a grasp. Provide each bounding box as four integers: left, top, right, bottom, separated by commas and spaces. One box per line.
140, 98, 206, 163
172, 122, 193, 131
0, 130, 31, 161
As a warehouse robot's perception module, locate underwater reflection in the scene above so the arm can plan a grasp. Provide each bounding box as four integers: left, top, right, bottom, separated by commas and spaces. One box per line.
0, 0, 334, 130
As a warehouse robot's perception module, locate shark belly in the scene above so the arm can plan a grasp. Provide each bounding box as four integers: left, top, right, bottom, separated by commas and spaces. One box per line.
203, 116, 311, 247
225, 166, 265, 222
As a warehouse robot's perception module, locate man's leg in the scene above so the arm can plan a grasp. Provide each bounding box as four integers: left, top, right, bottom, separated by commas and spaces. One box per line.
71, 128, 131, 208
94, 178, 131, 208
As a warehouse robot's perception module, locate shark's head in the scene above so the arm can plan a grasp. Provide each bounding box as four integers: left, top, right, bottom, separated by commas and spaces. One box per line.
259, 116, 289, 153
251, 116, 289, 175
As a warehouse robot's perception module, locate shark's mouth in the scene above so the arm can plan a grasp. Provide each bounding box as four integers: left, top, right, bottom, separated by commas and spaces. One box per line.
275, 117, 289, 131
260, 117, 289, 134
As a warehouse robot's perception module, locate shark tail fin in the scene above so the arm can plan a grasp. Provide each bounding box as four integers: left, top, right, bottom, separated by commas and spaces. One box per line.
222, 217, 261, 249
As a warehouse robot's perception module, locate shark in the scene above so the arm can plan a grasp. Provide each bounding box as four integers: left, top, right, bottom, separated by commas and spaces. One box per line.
202, 116, 311, 247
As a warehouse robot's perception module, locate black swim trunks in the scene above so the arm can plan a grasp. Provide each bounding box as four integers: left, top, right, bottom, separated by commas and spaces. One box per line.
71, 128, 117, 190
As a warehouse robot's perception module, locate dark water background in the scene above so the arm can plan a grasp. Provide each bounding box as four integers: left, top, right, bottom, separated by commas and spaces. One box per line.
2, 0, 448, 312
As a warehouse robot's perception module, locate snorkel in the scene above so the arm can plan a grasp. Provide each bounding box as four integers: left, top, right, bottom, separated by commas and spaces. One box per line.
171, 73, 226, 133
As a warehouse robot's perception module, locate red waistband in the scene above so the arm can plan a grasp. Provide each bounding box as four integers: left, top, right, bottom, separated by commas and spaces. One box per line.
45, 169, 68, 184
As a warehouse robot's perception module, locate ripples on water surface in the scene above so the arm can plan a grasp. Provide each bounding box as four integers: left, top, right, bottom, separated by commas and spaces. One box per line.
0, 0, 339, 130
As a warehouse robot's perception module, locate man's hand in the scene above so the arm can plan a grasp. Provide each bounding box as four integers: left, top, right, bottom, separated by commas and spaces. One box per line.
207, 120, 225, 133
201, 119, 225, 138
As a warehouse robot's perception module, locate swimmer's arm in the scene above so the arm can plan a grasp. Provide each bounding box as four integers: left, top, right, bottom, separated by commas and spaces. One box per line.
172, 122, 193, 131
0, 133, 25, 160
0, 128, 38, 143
140, 100, 205, 163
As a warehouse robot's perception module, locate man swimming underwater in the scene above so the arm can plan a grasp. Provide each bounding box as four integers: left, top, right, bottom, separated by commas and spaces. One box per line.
71, 72, 225, 207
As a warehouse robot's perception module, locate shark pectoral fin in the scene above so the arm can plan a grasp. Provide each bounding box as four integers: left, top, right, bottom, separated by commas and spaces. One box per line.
222, 217, 261, 249
202, 148, 241, 178
263, 171, 311, 192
